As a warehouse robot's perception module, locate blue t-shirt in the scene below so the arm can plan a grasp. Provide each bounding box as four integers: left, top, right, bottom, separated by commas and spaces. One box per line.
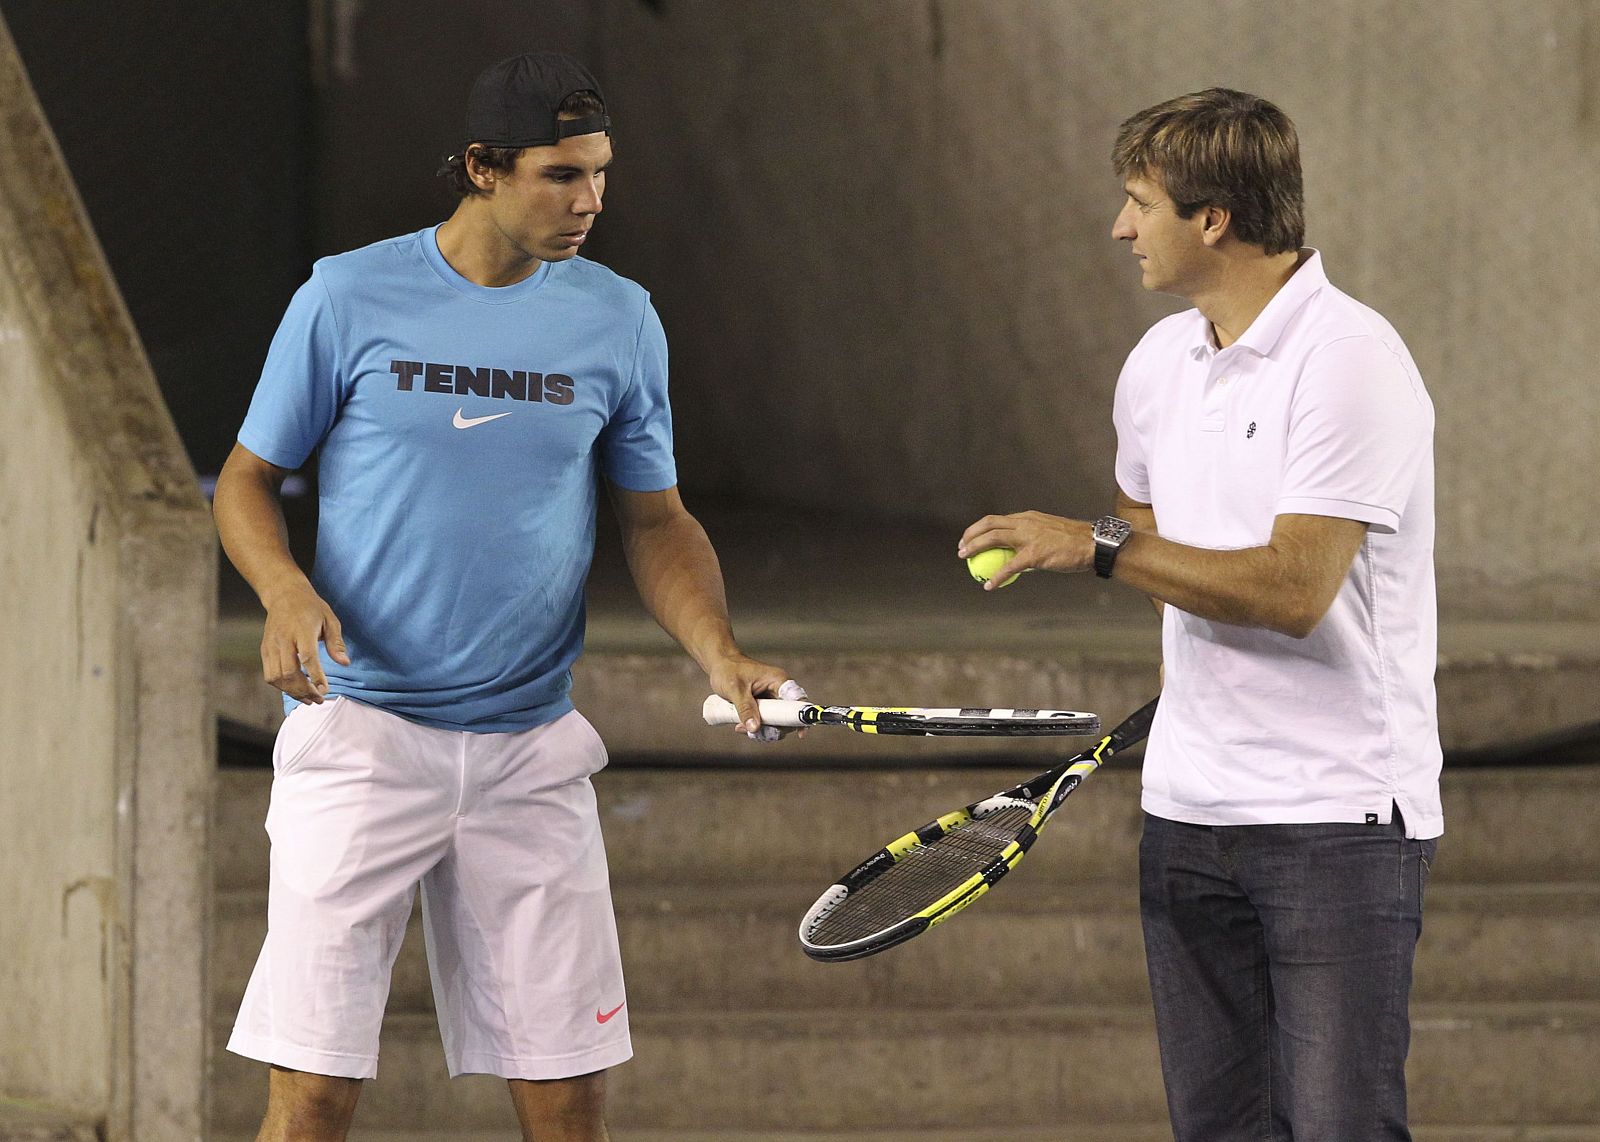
238, 226, 677, 731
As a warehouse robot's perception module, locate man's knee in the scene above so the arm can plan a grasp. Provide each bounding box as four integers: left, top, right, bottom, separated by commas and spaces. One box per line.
509, 1069, 608, 1136
262, 1066, 362, 1139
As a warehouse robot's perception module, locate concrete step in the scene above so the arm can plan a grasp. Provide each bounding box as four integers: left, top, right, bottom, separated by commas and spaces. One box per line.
212, 765, 1143, 894
207, 1130, 1175, 1142
208, 1130, 1176, 1142
218, 609, 1600, 760
611, 1132, 1600, 1142
213, 880, 1600, 1018
214, 765, 1600, 894
210, 1002, 1600, 1133
0, 1100, 98, 1142
208, 1130, 1600, 1142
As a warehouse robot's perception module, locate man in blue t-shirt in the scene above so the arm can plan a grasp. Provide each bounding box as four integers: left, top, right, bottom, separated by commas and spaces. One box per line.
213, 53, 795, 1141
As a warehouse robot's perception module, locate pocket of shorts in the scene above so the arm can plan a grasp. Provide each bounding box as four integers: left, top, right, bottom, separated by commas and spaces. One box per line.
568, 711, 611, 776
273, 696, 348, 775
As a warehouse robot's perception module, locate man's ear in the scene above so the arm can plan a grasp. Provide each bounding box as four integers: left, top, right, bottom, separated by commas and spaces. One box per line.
1199, 203, 1232, 246
465, 147, 497, 192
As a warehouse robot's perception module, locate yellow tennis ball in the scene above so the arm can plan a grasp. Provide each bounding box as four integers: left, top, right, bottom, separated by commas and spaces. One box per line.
967, 546, 1020, 588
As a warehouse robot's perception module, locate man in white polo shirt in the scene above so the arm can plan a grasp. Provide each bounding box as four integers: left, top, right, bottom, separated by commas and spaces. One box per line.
959, 88, 1438, 1140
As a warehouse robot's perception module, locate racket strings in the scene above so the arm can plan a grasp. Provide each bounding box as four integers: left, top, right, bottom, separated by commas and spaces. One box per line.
806, 805, 1035, 946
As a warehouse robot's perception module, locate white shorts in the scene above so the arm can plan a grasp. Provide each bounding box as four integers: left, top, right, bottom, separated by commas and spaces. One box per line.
227, 697, 632, 1080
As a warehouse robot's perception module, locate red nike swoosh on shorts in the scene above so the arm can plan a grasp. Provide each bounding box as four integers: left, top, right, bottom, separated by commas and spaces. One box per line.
596, 1001, 626, 1024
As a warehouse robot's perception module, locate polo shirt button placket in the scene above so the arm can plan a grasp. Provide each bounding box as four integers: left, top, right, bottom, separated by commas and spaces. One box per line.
1201, 371, 1229, 432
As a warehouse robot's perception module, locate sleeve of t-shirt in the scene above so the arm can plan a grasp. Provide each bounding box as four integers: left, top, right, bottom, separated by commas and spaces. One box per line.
1112, 347, 1152, 504
1277, 334, 1432, 535
236, 271, 348, 470
598, 298, 678, 492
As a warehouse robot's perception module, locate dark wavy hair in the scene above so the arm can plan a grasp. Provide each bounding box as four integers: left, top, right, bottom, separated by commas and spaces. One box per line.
438, 89, 606, 198
1112, 88, 1305, 255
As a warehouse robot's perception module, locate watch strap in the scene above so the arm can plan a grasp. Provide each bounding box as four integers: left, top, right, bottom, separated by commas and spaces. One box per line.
1092, 516, 1131, 580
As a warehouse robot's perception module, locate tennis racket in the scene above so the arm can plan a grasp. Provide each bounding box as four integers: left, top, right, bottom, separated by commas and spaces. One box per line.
701, 696, 1100, 737
798, 696, 1159, 962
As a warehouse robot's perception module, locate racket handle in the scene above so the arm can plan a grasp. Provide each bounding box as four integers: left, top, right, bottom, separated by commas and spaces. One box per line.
1109, 696, 1161, 751
701, 695, 809, 728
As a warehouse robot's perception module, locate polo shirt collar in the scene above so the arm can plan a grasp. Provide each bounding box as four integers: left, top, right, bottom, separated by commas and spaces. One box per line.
1186, 247, 1327, 361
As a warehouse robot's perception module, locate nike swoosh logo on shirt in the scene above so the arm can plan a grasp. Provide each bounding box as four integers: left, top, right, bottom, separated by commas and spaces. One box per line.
596, 1001, 626, 1024
453, 408, 514, 429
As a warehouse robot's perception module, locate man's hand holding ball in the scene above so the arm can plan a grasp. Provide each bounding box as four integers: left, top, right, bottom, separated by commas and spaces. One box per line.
966, 545, 1027, 590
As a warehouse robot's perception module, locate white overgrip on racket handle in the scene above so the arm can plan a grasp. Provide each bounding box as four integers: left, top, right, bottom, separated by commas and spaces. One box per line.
701, 695, 809, 728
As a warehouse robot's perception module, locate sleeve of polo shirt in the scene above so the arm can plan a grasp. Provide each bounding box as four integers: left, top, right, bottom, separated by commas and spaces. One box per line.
1277, 334, 1432, 535
1112, 350, 1152, 503
599, 297, 678, 493
236, 271, 349, 471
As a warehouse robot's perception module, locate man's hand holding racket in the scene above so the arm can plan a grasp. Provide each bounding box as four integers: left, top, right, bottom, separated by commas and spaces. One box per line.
958, 511, 1096, 589
705, 657, 808, 741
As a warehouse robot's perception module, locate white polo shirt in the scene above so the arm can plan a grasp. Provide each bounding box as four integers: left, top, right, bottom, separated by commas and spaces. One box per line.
1113, 250, 1442, 838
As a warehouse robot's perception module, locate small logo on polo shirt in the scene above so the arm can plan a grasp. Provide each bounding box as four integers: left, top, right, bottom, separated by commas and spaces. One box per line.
1246, 421, 1257, 439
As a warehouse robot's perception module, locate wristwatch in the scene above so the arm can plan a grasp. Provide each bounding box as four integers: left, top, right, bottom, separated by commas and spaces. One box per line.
1092, 516, 1133, 579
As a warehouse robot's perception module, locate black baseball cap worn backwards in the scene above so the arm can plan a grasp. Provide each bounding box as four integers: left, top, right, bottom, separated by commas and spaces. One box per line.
465, 52, 609, 148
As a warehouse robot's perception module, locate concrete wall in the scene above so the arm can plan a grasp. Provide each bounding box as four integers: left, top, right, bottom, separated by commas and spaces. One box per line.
0, 15, 214, 1140
309, 0, 1597, 622
590, 0, 1600, 621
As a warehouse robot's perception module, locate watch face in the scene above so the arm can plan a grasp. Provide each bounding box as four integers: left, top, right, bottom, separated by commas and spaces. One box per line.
1096, 517, 1132, 545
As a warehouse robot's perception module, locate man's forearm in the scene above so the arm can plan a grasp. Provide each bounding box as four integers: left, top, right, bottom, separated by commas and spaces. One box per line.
620, 511, 741, 670
1112, 521, 1359, 639
214, 444, 348, 701
612, 487, 796, 731
1115, 493, 1165, 621
213, 456, 313, 608
963, 506, 1364, 639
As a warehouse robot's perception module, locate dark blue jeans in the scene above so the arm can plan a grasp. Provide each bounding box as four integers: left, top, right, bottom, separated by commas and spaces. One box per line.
1139, 811, 1435, 1141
